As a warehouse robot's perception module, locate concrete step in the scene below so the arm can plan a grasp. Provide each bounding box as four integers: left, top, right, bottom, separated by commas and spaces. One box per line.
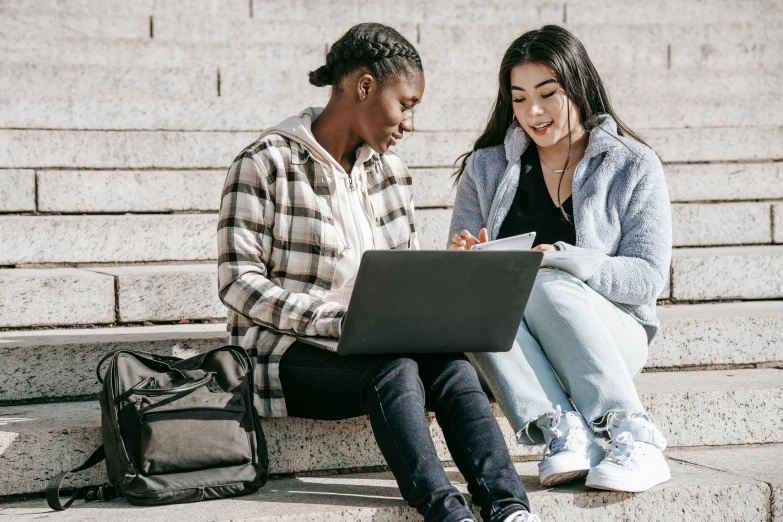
147, 19, 783, 74
152, 16, 417, 45
671, 202, 775, 247
672, 245, 783, 301
4, 164, 778, 215
418, 22, 782, 72
0, 215, 217, 265
427, 67, 783, 101
667, 162, 783, 203
0, 63, 218, 98
0, 38, 325, 69
33, 170, 227, 213
412, 94, 783, 132
26, 168, 445, 213
86, 265, 225, 323
1, 27, 779, 78
0, 0, 250, 19
0, 264, 223, 327
149, 17, 781, 56
2, 169, 444, 215
2, 301, 781, 402
1, 444, 781, 520
0, 324, 229, 402
567, 0, 783, 24
654, 301, 783, 368
2, 127, 781, 171
5, 0, 779, 25
3, 165, 779, 216
2, 200, 779, 264
430, 202, 781, 249
0, 269, 115, 328
0, 130, 258, 170
3, 92, 780, 131
0, 12, 150, 40
0, 369, 780, 496
259, 0, 782, 25
369, 202, 781, 250
0, 95, 327, 131
251, 0, 560, 27
393, 126, 783, 168
0, 170, 34, 212
6, 240, 783, 328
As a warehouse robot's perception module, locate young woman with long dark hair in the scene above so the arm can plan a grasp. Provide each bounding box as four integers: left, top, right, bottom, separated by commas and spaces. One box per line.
448, 25, 672, 493
218, 23, 538, 522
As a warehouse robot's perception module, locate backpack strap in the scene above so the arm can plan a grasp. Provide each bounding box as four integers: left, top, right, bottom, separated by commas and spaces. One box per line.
96, 349, 184, 384
46, 445, 120, 511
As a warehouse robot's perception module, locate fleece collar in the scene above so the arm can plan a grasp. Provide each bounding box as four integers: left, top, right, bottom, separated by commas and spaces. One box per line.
503, 113, 621, 163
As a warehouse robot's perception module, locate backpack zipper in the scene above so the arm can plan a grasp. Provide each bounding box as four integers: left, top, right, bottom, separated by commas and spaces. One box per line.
131, 373, 215, 395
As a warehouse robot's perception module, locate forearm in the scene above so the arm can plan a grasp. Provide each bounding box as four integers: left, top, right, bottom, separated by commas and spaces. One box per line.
219, 268, 345, 337
553, 242, 668, 305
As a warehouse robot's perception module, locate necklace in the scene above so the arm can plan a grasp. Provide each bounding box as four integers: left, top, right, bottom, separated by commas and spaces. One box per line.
539, 152, 584, 174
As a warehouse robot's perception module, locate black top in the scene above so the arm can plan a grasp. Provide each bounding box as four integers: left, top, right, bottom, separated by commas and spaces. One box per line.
497, 144, 576, 247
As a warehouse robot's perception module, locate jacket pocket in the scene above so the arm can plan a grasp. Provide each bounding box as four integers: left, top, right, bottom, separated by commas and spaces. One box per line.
131, 374, 252, 476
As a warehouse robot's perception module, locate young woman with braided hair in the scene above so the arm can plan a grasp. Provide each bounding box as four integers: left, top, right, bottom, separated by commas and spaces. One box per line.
218, 23, 538, 522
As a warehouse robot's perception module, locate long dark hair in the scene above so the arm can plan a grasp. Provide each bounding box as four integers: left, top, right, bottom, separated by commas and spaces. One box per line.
309, 23, 423, 88
454, 25, 651, 183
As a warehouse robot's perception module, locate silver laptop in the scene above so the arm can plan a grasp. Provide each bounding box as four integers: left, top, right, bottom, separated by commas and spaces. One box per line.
296, 250, 543, 355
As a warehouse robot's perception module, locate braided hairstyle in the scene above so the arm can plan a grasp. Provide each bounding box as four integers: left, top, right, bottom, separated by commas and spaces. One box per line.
309, 23, 423, 89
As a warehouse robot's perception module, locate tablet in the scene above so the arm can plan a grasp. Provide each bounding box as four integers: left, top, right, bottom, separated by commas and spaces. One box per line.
470, 232, 536, 251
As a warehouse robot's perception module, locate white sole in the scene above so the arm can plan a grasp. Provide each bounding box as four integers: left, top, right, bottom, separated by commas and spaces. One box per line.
541, 468, 589, 487
585, 466, 671, 493
539, 453, 591, 487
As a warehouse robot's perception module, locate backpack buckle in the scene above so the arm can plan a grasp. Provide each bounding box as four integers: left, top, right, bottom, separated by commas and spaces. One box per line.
83, 485, 119, 503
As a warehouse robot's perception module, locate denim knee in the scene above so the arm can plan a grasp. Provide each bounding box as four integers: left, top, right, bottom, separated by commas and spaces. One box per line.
425, 358, 487, 413
525, 270, 583, 323
367, 357, 424, 397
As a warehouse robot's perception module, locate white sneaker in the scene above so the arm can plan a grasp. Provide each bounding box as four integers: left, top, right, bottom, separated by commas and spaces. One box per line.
535, 406, 605, 487
502, 510, 542, 522
585, 412, 671, 492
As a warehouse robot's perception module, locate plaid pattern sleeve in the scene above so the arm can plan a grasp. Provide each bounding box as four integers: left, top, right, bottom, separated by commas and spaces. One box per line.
217, 138, 345, 339
402, 161, 421, 251
217, 135, 418, 417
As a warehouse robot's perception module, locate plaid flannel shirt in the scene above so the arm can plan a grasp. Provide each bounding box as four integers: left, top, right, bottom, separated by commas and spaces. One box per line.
217, 133, 420, 417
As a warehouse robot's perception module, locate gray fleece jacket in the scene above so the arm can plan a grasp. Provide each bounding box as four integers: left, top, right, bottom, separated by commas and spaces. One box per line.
448, 114, 672, 344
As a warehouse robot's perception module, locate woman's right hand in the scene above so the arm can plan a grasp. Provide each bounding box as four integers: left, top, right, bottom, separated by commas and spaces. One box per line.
448, 228, 489, 250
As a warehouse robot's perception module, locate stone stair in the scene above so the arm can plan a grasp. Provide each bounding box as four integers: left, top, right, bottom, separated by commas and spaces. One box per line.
1, 0, 781, 519
1, 446, 780, 521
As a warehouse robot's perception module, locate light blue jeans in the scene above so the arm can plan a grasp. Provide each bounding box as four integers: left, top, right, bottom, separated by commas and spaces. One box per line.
469, 268, 649, 445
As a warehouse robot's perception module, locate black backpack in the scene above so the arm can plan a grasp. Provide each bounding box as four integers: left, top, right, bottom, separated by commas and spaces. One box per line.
47, 345, 269, 510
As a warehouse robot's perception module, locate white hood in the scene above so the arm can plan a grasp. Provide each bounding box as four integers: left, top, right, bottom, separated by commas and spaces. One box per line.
260, 107, 375, 179
261, 107, 378, 307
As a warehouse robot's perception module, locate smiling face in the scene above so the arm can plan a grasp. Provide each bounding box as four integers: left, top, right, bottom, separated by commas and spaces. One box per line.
509, 62, 583, 149
354, 72, 425, 153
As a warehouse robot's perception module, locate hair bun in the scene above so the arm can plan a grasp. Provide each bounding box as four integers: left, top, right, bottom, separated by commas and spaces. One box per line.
308, 65, 334, 87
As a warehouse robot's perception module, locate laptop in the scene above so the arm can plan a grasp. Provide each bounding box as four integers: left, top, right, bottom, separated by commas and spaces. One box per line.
296, 250, 543, 355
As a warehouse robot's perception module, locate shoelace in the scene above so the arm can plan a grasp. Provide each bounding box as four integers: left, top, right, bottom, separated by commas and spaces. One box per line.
605, 431, 640, 466
539, 406, 589, 460
603, 411, 668, 450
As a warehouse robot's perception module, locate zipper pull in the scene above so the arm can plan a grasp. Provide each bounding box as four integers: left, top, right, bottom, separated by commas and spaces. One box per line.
349, 175, 355, 192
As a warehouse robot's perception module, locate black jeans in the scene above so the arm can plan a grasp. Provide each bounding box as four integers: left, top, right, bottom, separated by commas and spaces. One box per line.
279, 342, 531, 522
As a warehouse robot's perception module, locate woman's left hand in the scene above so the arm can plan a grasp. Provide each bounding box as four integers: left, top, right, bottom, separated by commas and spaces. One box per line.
533, 244, 559, 252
